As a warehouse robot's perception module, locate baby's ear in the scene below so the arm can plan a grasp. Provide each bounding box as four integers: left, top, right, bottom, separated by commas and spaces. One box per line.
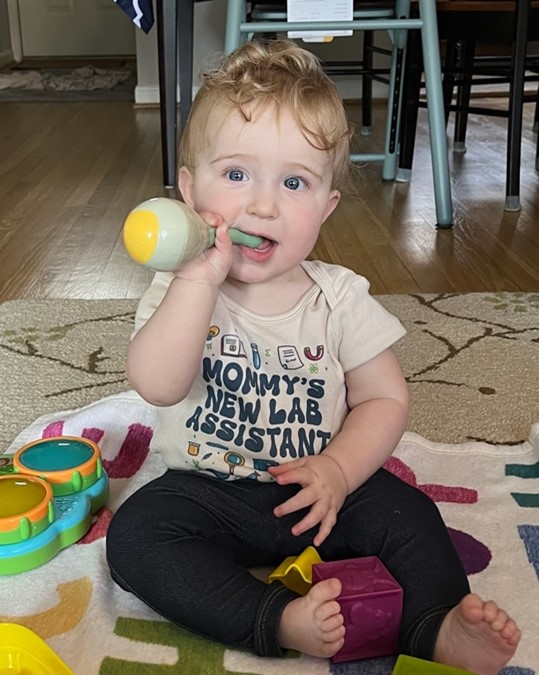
178, 167, 195, 207
323, 189, 341, 223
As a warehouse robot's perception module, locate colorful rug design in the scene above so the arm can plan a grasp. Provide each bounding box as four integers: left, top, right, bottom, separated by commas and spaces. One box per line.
0, 392, 537, 674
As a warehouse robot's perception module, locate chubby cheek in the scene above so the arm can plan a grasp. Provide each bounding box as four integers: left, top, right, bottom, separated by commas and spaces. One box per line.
193, 186, 238, 224
292, 217, 324, 253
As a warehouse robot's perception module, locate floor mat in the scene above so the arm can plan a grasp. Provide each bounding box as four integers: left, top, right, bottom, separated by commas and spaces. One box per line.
0, 62, 135, 102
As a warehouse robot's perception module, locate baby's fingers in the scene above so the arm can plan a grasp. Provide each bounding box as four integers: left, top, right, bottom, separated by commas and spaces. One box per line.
312, 511, 338, 547
272, 466, 312, 488
288, 500, 331, 538
273, 485, 315, 518
268, 459, 305, 477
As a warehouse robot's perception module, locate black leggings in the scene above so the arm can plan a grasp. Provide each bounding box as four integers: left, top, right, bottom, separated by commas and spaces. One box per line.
106, 468, 470, 658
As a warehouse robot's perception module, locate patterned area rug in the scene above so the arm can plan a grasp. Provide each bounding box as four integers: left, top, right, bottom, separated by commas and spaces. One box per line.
0, 65, 135, 102
0, 293, 538, 674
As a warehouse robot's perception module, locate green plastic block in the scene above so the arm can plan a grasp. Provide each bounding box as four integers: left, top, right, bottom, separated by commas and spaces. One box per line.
392, 655, 474, 674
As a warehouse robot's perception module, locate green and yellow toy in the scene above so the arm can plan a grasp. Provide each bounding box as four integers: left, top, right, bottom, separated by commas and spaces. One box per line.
0, 436, 108, 576
123, 197, 264, 272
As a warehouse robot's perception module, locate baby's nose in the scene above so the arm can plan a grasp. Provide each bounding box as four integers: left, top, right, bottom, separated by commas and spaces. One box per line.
246, 186, 278, 219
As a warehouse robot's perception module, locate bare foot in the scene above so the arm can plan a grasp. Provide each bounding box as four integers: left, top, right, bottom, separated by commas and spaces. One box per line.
433, 593, 521, 674
278, 578, 345, 658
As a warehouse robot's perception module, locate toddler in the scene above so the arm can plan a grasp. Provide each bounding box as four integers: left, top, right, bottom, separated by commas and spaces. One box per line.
107, 39, 520, 672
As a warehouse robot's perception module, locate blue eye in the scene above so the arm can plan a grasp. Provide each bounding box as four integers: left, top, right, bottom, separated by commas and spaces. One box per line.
284, 176, 306, 191
227, 169, 246, 182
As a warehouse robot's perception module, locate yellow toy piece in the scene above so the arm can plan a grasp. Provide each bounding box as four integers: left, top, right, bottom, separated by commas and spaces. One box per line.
0, 475, 54, 545
0, 623, 73, 674
122, 207, 161, 265
268, 546, 323, 595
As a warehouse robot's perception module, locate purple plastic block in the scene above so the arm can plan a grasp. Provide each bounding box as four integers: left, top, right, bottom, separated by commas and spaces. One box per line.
312, 556, 403, 663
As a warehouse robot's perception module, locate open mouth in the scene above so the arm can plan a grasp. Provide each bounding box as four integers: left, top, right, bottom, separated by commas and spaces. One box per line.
237, 233, 276, 261
252, 236, 274, 251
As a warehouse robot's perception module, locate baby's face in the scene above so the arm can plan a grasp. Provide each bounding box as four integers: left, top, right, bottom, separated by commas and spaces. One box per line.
179, 104, 341, 287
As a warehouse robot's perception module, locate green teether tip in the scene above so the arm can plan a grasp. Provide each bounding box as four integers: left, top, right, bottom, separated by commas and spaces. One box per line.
206, 228, 263, 249
229, 230, 264, 248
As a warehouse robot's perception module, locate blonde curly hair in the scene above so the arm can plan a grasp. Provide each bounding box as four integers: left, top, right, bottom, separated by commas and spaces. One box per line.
179, 40, 355, 193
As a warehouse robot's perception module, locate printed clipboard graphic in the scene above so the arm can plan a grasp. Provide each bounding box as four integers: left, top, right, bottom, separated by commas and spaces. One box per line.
278, 345, 304, 370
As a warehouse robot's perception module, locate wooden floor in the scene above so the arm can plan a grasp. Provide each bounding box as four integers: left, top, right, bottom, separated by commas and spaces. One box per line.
0, 98, 538, 300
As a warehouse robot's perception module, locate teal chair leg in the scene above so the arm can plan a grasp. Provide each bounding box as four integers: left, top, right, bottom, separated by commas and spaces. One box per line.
381, 40, 404, 180
225, 0, 245, 52
418, 0, 453, 227
382, 0, 410, 180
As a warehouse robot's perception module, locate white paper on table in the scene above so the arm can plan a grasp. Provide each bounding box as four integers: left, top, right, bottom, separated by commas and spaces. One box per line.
287, 0, 353, 42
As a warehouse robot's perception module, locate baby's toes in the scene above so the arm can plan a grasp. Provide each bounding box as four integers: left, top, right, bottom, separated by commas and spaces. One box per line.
321, 612, 344, 633
490, 609, 509, 632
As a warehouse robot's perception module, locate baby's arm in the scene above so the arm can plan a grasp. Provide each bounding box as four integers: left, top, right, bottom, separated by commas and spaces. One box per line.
323, 347, 409, 491
269, 347, 408, 546
127, 217, 232, 406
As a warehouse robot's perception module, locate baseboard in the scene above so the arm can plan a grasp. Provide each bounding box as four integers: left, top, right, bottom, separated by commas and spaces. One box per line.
134, 84, 161, 105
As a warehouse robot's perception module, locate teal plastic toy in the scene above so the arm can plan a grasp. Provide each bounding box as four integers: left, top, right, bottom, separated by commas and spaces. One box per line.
0, 436, 108, 575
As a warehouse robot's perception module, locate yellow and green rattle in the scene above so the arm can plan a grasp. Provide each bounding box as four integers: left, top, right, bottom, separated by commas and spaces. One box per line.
123, 197, 264, 272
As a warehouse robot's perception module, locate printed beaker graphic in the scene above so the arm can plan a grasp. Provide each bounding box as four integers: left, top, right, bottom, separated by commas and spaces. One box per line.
188, 442, 200, 456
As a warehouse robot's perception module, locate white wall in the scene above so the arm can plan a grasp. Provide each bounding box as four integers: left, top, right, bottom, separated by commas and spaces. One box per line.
134, 17, 159, 104
135, 0, 228, 104
134, 0, 389, 105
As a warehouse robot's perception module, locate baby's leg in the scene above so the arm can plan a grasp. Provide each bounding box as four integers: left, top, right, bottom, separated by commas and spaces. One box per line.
278, 578, 345, 658
318, 469, 472, 657
318, 469, 521, 667
433, 593, 520, 674
107, 472, 305, 656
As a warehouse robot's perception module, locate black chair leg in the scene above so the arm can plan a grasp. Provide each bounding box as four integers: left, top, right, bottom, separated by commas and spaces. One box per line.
453, 39, 475, 152
361, 31, 374, 136
397, 28, 423, 180
505, 0, 530, 211
178, 0, 195, 137
388, 42, 405, 157
442, 38, 459, 124
534, 82, 539, 133
156, 0, 179, 188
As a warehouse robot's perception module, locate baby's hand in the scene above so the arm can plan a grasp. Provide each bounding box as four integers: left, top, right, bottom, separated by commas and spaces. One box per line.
174, 212, 233, 286
269, 454, 349, 547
